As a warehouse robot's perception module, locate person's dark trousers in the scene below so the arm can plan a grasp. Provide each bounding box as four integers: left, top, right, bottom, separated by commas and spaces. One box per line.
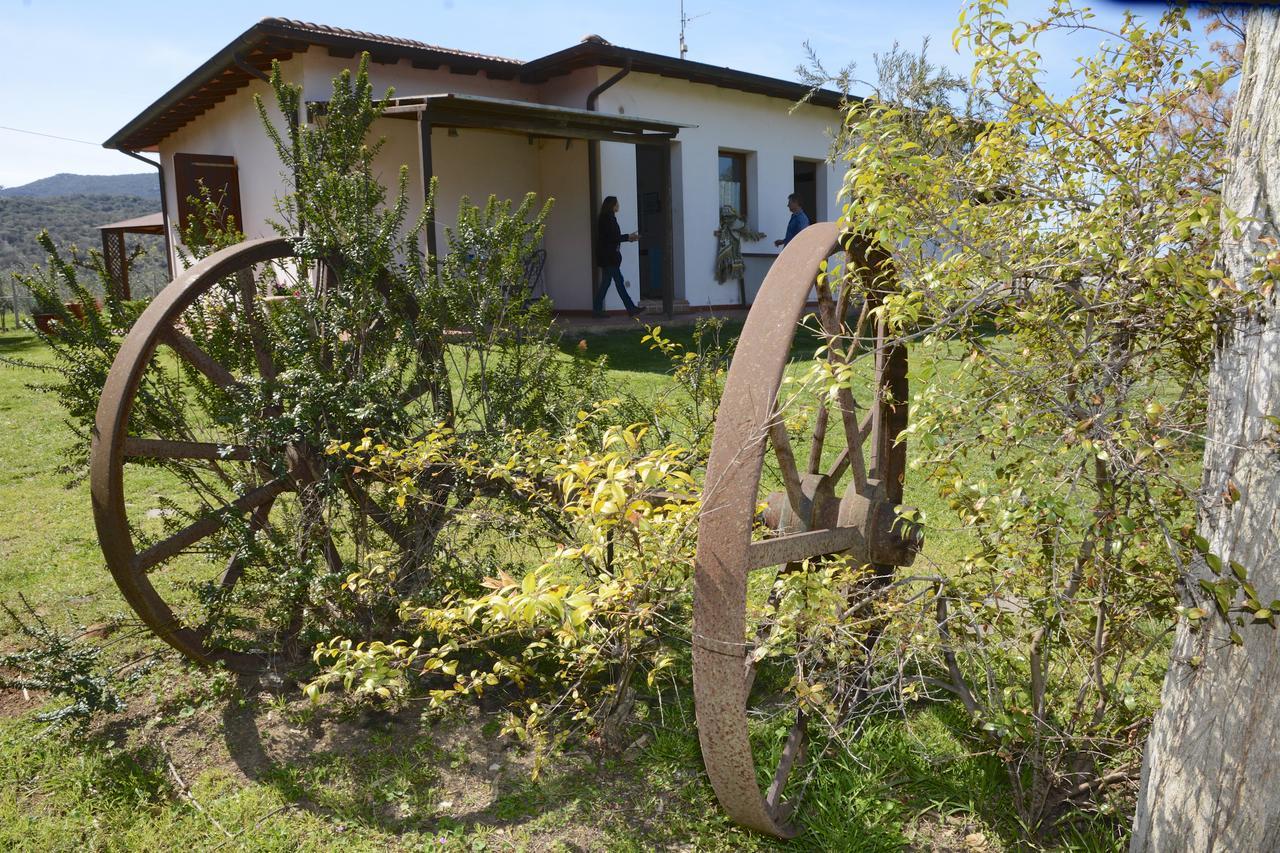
593, 265, 637, 314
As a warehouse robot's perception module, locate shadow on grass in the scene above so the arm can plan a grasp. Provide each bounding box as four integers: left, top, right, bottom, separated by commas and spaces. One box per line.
644, 701, 1021, 853
0, 330, 44, 357
212, 682, 1036, 849
554, 318, 830, 378
217, 685, 697, 848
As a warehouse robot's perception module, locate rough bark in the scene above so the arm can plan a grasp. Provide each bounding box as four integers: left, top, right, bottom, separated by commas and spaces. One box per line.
1130, 10, 1280, 852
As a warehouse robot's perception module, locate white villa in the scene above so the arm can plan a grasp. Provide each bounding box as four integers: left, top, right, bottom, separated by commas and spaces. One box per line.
103, 18, 848, 315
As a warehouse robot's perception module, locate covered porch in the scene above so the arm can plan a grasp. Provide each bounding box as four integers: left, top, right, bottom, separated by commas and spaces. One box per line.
373, 93, 687, 317
98, 212, 167, 301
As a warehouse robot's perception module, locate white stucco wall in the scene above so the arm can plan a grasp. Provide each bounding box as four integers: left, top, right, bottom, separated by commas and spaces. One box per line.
364, 122, 592, 308
533, 140, 592, 309
157, 69, 296, 264
594, 71, 843, 308
151, 49, 844, 311
368, 113, 427, 237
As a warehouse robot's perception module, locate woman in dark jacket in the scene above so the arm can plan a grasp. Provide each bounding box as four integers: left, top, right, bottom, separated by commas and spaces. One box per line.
593, 196, 643, 317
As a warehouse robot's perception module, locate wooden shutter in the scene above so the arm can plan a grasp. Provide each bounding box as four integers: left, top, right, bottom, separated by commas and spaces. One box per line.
173, 153, 244, 235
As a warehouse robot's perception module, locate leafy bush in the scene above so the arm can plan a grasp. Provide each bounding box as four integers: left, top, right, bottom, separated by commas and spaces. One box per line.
2, 234, 176, 475
818, 0, 1240, 830
306, 338, 717, 759
0, 597, 124, 735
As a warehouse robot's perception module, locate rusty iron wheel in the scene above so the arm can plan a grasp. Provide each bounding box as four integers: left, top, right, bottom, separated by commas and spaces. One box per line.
692, 221, 922, 837
90, 237, 433, 673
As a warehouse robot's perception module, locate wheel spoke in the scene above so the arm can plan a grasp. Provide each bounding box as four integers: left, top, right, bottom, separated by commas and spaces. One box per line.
869, 320, 909, 502
764, 711, 808, 818
161, 328, 236, 389
400, 369, 444, 410
808, 276, 839, 475
824, 410, 874, 482
834, 386, 868, 493
768, 417, 807, 522
135, 477, 291, 572
236, 267, 277, 381
747, 526, 862, 570
806, 404, 829, 475
340, 472, 413, 551
819, 292, 871, 494
124, 437, 253, 462
218, 497, 276, 590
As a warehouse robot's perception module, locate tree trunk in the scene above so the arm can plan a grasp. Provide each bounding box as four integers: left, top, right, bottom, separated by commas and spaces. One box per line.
1131, 10, 1280, 852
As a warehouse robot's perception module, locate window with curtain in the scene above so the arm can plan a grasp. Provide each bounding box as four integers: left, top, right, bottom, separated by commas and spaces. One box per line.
718, 151, 747, 221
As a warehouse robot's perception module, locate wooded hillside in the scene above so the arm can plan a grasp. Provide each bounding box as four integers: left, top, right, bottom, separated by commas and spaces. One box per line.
0, 172, 159, 199
0, 195, 168, 308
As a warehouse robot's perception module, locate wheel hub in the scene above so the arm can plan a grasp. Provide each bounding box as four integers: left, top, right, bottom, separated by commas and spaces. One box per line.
762, 476, 923, 567
836, 479, 923, 567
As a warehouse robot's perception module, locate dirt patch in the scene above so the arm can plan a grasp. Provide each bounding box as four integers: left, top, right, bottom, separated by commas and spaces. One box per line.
906, 812, 999, 852
83, 672, 681, 850
0, 686, 40, 720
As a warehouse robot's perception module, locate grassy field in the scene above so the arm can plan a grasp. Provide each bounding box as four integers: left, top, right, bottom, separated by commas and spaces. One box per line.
0, 322, 1118, 852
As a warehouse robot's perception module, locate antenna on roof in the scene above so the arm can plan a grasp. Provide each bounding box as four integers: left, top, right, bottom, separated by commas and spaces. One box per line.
679, 0, 708, 60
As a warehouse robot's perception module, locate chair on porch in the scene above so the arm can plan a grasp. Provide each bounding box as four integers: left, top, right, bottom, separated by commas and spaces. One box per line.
520, 248, 547, 302
498, 247, 547, 309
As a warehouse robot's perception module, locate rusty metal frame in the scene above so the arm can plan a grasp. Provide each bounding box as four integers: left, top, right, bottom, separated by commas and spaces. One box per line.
91, 236, 299, 673
692, 222, 916, 836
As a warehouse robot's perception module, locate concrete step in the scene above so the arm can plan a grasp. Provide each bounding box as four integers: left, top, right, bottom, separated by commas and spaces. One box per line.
639, 298, 692, 314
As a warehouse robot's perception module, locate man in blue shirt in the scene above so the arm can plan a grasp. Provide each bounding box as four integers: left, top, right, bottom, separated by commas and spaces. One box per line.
775, 193, 811, 248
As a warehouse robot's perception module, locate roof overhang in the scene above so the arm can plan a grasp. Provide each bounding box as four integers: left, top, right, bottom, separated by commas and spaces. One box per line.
373, 93, 689, 144
103, 18, 524, 152
104, 19, 849, 153
98, 212, 165, 234
521, 42, 848, 109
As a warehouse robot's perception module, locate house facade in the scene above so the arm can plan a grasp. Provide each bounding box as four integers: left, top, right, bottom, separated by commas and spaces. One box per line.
105, 19, 849, 314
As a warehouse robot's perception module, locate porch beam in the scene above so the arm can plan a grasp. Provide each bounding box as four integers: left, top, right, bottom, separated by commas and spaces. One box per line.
436, 120, 673, 144
383, 106, 675, 144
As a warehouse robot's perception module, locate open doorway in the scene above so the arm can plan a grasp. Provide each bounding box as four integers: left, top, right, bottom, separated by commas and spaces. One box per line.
635, 144, 672, 303
793, 158, 820, 223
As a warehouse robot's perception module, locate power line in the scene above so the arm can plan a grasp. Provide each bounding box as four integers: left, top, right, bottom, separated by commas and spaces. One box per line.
0, 124, 101, 147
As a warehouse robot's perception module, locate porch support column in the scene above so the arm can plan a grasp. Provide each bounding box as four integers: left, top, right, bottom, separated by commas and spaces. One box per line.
417, 111, 438, 270
662, 139, 675, 319
100, 229, 131, 301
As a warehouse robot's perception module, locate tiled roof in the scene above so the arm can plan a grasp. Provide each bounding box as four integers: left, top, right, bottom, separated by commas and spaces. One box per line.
104, 18, 848, 151
260, 18, 523, 65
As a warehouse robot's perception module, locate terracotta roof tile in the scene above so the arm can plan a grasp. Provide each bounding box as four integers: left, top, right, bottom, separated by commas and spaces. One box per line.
260, 17, 523, 65
105, 18, 846, 151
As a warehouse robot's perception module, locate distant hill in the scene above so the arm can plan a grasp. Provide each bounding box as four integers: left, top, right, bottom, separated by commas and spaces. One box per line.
1, 173, 159, 200
1, 195, 169, 306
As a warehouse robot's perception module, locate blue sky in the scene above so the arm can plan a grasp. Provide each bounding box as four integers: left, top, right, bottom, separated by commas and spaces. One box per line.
0, 0, 1212, 187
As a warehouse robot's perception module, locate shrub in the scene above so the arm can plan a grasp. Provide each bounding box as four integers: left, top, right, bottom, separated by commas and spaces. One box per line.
819, 0, 1240, 830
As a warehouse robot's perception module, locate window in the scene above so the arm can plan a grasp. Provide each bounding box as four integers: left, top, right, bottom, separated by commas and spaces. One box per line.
173, 153, 243, 237
718, 151, 748, 221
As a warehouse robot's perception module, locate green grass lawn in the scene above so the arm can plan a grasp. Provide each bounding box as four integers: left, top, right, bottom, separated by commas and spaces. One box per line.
0, 323, 1123, 852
